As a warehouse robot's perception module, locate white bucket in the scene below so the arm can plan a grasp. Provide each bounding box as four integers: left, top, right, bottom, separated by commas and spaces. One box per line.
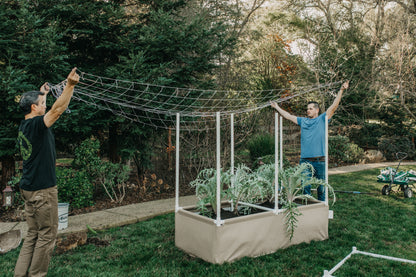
58, 203, 69, 230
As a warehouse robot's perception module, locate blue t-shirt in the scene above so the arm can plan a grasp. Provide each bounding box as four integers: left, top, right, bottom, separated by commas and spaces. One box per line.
297, 112, 328, 158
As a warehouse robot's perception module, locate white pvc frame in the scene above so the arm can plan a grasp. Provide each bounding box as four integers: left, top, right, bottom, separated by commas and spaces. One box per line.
323, 246, 416, 276
175, 112, 285, 224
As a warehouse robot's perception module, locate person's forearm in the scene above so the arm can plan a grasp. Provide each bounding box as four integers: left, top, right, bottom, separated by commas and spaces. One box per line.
50, 83, 75, 115
333, 89, 344, 107
327, 86, 346, 118
275, 105, 291, 119
271, 102, 298, 124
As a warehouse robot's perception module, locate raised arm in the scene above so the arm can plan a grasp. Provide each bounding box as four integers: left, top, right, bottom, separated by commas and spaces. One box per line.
44, 68, 79, 128
326, 81, 349, 119
270, 101, 298, 125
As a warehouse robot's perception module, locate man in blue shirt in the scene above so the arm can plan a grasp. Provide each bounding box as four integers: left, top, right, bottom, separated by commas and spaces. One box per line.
271, 81, 349, 201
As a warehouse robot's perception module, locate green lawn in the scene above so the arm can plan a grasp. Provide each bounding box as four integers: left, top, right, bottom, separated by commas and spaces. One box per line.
1, 168, 415, 276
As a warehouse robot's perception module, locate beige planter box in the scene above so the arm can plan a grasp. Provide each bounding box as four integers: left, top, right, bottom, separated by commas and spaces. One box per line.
175, 201, 329, 264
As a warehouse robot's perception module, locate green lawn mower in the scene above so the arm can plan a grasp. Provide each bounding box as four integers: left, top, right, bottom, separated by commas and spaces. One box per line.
377, 152, 415, 198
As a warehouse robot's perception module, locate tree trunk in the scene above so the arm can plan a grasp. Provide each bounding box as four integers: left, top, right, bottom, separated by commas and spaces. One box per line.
108, 122, 121, 163
1, 155, 15, 190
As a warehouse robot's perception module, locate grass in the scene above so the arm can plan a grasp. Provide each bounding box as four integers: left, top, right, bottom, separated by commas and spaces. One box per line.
56, 158, 74, 165
1, 168, 415, 276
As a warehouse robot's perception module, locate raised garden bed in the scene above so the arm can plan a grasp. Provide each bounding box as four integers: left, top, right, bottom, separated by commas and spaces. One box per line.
175, 200, 329, 264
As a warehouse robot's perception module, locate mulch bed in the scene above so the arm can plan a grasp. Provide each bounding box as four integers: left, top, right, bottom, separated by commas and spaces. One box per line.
0, 173, 195, 223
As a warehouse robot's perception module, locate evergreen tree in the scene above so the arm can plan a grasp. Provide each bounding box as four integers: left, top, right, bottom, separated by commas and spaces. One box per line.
0, 0, 68, 188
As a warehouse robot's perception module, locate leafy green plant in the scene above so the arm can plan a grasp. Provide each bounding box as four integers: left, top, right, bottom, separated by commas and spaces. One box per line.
95, 161, 130, 204
378, 135, 416, 160
246, 133, 275, 162
254, 163, 276, 203
189, 162, 335, 239
189, 168, 227, 216
329, 135, 364, 164
56, 167, 94, 209
279, 163, 335, 240
72, 138, 131, 204
258, 154, 291, 169
72, 138, 102, 183
7, 170, 24, 208
227, 164, 269, 214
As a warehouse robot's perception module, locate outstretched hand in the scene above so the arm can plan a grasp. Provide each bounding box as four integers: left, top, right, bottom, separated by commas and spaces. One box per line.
270, 101, 278, 109
341, 80, 349, 91
40, 82, 50, 94
67, 67, 79, 87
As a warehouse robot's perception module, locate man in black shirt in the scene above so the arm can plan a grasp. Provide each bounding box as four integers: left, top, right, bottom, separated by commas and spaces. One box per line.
15, 68, 79, 277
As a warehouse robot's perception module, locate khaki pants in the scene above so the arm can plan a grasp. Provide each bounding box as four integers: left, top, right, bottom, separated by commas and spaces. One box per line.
14, 186, 58, 277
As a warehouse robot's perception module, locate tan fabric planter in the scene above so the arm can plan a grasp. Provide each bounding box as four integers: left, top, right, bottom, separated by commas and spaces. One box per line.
175, 201, 329, 264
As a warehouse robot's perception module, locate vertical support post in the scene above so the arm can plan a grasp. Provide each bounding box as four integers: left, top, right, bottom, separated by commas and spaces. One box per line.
175, 113, 180, 212
230, 113, 235, 212
216, 112, 222, 226
280, 116, 283, 169
274, 113, 279, 213
325, 114, 329, 206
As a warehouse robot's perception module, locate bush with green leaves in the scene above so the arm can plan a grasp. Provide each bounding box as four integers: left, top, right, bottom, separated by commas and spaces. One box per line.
7, 172, 24, 208
96, 161, 130, 204
72, 138, 102, 182
259, 154, 291, 169
346, 123, 383, 149
72, 138, 131, 203
378, 135, 416, 161
246, 133, 274, 162
329, 135, 364, 164
56, 167, 94, 210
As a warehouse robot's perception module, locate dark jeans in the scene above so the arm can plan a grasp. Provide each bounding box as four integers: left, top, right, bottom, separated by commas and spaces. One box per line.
300, 158, 326, 201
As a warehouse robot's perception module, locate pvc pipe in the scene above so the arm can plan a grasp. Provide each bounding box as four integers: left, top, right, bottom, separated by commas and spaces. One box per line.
280, 116, 283, 170
175, 113, 180, 212
323, 246, 416, 276
354, 248, 416, 264
216, 112, 222, 226
239, 201, 274, 212
325, 114, 329, 206
230, 113, 234, 212
274, 113, 279, 213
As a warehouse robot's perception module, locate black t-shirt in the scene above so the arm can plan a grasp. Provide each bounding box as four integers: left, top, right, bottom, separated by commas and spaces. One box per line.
18, 115, 56, 191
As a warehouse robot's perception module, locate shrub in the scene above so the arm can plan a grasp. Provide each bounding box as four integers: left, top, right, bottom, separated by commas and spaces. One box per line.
96, 161, 130, 203
378, 136, 415, 161
329, 135, 364, 164
57, 167, 94, 209
72, 138, 101, 182
347, 123, 383, 149
72, 138, 132, 203
246, 133, 275, 162
260, 154, 291, 168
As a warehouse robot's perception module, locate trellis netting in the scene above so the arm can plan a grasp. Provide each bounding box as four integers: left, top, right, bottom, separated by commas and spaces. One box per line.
49, 69, 342, 130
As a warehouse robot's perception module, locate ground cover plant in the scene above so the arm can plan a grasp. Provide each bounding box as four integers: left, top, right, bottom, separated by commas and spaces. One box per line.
0, 168, 415, 276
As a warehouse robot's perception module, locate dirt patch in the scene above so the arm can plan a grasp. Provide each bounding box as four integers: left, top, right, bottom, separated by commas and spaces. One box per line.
55, 232, 110, 254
